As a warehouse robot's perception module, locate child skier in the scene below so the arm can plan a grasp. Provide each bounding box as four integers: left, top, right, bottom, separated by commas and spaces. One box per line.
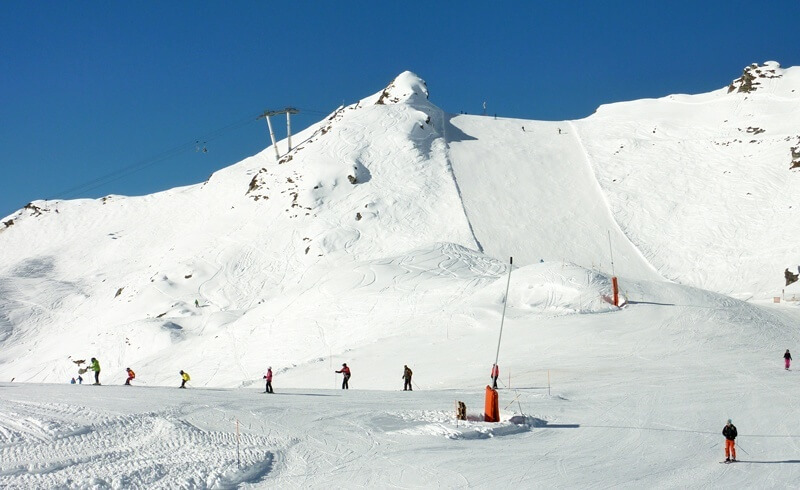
263, 367, 273, 393
125, 367, 136, 385
179, 370, 190, 388
722, 419, 738, 462
335, 363, 351, 389
785, 349, 792, 370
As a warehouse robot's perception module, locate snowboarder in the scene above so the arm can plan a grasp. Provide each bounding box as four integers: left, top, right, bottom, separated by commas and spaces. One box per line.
402, 365, 413, 391
125, 367, 136, 385
179, 370, 190, 388
785, 349, 792, 370
722, 419, 738, 462
89, 357, 101, 385
263, 367, 273, 393
491, 364, 499, 389
335, 363, 351, 389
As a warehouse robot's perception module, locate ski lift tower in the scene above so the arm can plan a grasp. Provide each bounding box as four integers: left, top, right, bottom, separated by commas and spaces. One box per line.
257, 107, 299, 161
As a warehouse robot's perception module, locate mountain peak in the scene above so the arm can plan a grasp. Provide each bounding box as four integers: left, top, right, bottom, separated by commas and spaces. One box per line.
727, 61, 783, 93
375, 71, 429, 105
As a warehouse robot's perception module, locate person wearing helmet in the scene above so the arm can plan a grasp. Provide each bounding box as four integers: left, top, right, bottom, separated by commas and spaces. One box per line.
263, 367, 274, 393
179, 370, 190, 388
335, 363, 351, 389
125, 367, 136, 386
722, 419, 738, 462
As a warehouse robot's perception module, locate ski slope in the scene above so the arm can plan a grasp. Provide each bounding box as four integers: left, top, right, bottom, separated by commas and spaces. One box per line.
1, 64, 800, 487
2, 280, 800, 488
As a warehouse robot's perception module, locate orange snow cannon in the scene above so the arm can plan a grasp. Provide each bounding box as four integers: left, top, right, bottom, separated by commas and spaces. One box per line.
484, 385, 499, 422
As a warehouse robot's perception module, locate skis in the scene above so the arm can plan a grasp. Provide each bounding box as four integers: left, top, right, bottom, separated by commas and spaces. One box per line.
719, 459, 738, 464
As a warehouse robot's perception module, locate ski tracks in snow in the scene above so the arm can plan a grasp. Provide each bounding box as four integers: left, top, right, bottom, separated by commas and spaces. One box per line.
0, 399, 275, 489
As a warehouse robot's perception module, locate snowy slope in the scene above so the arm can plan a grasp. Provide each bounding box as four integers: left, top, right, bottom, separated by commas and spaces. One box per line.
0, 65, 799, 389
2, 283, 800, 488
575, 61, 800, 298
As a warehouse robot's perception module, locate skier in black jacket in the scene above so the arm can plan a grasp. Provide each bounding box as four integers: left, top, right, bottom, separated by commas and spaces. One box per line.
722, 419, 737, 462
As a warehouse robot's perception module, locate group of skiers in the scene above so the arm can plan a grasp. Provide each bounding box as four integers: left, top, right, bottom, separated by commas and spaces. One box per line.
68, 360, 510, 393
70, 358, 190, 388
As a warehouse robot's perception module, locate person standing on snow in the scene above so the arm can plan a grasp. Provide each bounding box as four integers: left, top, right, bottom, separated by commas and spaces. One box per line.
402, 365, 413, 391
179, 370, 190, 388
89, 358, 101, 385
785, 349, 792, 370
263, 367, 274, 393
335, 363, 351, 389
722, 419, 738, 462
125, 367, 136, 385
491, 364, 499, 390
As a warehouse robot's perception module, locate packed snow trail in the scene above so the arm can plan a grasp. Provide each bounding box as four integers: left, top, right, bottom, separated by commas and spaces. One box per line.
446, 115, 662, 282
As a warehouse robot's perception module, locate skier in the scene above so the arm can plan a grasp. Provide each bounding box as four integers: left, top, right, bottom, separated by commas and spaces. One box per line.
722, 419, 738, 462
402, 365, 413, 391
77, 375, 83, 384
179, 370, 190, 388
263, 367, 274, 393
491, 364, 499, 389
785, 349, 792, 370
195, 299, 200, 308
335, 363, 351, 389
125, 367, 136, 385
70, 377, 76, 384
89, 357, 101, 385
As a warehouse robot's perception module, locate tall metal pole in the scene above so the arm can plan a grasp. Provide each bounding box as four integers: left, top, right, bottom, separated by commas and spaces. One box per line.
607, 230, 616, 277
494, 257, 513, 366
265, 115, 280, 161
286, 111, 292, 152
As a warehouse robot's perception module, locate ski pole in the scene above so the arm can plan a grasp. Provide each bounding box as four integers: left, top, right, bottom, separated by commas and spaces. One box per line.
736, 441, 750, 456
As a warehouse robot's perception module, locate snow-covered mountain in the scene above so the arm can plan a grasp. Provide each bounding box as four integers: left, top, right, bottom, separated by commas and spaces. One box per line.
1, 64, 799, 388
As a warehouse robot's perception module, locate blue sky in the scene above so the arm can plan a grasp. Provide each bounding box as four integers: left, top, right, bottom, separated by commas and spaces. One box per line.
1, 1, 798, 219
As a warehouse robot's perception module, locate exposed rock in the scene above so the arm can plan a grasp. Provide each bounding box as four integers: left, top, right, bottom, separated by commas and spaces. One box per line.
728, 62, 782, 93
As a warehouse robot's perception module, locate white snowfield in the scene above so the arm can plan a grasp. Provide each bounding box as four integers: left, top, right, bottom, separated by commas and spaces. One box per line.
2, 64, 800, 488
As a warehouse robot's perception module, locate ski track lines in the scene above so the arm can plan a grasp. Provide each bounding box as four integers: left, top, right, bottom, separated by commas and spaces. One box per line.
0, 401, 275, 489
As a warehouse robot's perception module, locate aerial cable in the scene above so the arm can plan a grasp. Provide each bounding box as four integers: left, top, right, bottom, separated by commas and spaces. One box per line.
48, 112, 262, 200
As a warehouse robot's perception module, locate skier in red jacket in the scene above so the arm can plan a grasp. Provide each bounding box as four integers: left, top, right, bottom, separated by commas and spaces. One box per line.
491, 364, 499, 389
335, 363, 351, 389
263, 367, 274, 393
